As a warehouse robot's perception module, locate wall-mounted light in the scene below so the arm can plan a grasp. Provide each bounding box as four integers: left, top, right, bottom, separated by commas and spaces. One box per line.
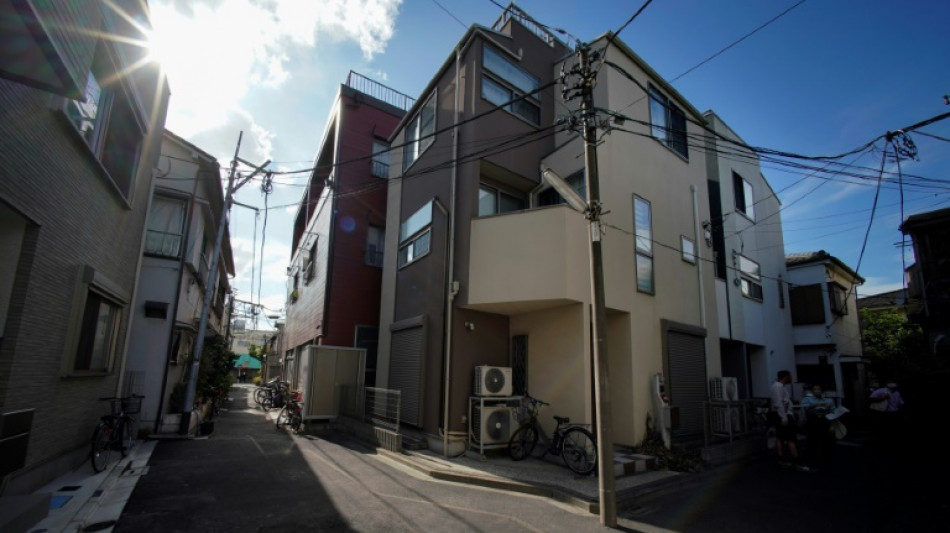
464, 321, 475, 331
702, 220, 713, 247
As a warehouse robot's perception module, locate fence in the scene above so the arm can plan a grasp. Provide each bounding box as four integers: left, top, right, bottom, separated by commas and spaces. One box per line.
345, 71, 415, 112
704, 398, 771, 445
338, 386, 402, 452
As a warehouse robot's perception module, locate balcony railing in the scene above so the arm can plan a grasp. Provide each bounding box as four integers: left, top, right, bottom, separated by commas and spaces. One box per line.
345, 71, 415, 112
491, 3, 558, 48
144, 230, 182, 258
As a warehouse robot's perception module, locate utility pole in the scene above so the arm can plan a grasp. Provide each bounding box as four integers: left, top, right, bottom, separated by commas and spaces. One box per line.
179, 131, 270, 434
575, 42, 617, 527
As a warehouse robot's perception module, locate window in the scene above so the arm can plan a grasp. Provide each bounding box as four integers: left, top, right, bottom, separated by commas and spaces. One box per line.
365, 225, 384, 267
74, 290, 121, 373
790, 284, 825, 325
736, 254, 762, 300
63, 40, 144, 200
482, 45, 541, 125
828, 283, 848, 316
733, 172, 755, 220
538, 171, 586, 206
681, 236, 696, 264
648, 85, 688, 159
144, 196, 186, 258
304, 238, 317, 283
478, 184, 525, 216
398, 201, 433, 268
634, 195, 654, 294
778, 276, 786, 309
371, 140, 390, 178
289, 269, 300, 303
403, 94, 436, 170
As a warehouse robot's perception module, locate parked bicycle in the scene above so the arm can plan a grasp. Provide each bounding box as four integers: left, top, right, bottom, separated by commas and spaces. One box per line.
508, 394, 598, 476
255, 378, 288, 410
90, 394, 144, 473
275, 390, 303, 433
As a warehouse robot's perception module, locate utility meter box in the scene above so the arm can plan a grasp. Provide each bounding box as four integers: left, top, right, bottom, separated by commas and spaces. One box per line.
299, 345, 365, 421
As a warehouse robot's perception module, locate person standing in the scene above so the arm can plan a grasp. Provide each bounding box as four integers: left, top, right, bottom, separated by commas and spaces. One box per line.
770, 370, 811, 472
869, 382, 905, 451
801, 384, 836, 470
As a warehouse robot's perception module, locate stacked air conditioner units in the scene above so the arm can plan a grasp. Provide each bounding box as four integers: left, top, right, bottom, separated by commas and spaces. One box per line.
472, 405, 514, 444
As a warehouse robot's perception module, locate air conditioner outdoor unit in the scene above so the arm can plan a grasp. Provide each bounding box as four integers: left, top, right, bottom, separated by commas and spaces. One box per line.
473, 405, 514, 444
710, 403, 744, 435
474, 366, 512, 397
710, 377, 739, 402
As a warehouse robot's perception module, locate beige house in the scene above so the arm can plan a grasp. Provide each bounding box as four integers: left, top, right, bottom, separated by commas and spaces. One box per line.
377, 6, 736, 453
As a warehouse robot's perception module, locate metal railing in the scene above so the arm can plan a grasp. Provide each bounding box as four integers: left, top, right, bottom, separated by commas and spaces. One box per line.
362, 387, 401, 432
145, 230, 182, 258
345, 71, 415, 112
491, 3, 558, 48
704, 398, 771, 445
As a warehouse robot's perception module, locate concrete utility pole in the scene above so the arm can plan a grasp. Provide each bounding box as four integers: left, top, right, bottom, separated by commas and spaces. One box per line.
574, 42, 617, 527
180, 131, 270, 434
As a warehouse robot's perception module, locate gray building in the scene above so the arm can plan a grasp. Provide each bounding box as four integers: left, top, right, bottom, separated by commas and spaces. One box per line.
0, 1, 170, 494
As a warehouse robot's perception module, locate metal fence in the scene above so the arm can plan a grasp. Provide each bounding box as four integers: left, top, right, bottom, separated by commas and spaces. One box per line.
704, 398, 771, 445
339, 385, 401, 431
345, 71, 415, 112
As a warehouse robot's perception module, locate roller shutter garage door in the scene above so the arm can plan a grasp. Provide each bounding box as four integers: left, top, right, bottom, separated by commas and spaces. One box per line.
668, 330, 707, 440
389, 326, 424, 427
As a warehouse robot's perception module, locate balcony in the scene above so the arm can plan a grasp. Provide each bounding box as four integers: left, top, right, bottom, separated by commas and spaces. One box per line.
467, 206, 589, 315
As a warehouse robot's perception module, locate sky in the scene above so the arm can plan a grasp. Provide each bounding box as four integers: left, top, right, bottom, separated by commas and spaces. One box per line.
146, 0, 950, 328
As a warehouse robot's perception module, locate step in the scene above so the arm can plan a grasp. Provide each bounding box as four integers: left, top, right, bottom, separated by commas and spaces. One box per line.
613, 453, 656, 478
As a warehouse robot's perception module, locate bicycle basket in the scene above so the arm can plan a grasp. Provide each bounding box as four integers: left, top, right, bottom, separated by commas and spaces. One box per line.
122, 396, 142, 414
512, 405, 531, 424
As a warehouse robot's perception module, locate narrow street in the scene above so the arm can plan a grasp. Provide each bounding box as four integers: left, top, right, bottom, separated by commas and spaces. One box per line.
116, 385, 619, 532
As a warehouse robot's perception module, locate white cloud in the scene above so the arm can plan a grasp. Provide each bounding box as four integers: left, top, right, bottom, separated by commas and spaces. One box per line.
151, 0, 403, 134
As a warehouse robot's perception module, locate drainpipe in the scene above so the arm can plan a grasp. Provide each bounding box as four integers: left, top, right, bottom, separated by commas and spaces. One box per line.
690, 185, 706, 329
442, 43, 464, 457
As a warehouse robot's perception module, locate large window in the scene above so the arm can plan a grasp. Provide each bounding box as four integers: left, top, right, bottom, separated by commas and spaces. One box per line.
403, 94, 436, 170
144, 196, 186, 258
478, 184, 524, 216
634, 195, 654, 294
736, 254, 762, 300
482, 45, 541, 125
733, 172, 755, 220
63, 40, 145, 200
371, 140, 390, 178
365, 225, 384, 267
828, 282, 849, 316
648, 85, 688, 159
73, 290, 120, 373
790, 284, 825, 325
398, 201, 433, 268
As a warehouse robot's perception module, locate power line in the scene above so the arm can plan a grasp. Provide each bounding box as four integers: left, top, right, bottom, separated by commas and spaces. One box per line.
431, 0, 467, 29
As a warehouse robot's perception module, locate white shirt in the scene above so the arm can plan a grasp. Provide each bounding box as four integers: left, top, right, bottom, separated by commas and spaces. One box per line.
770, 380, 791, 421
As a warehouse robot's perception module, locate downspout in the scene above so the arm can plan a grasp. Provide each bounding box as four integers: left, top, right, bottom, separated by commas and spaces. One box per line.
153, 163, 202, 433
690, 185, 706, 329
442, 43, 462, 457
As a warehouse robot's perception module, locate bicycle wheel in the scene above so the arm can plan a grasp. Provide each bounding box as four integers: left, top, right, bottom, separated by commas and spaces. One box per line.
508, 425, 539, 461
561, 427, 597, 475
255, 388, 268, 406
290, 413, 302, 433
276, 407, 289, 429
90, 423, 113, 473
118, 418, 134, 456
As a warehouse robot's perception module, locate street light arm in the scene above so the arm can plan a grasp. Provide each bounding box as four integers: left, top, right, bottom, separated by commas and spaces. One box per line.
540, 165, 588, 214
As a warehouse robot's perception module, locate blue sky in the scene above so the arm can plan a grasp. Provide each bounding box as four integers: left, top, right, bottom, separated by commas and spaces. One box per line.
148, 0, 950, 325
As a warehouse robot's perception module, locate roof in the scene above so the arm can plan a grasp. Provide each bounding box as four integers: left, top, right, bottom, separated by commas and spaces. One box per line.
900, 206, 950, 233
856, 289, 909, 309
786, 250, 865, 283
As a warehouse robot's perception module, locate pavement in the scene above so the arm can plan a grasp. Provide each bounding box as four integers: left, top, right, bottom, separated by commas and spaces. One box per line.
17, 384, 738, 532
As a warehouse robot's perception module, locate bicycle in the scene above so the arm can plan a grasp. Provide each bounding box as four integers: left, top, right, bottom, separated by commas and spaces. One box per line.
90, 394, 144, 473
508, 394, 598, 476
255, 379, 288, 410
275, 390, 303, 433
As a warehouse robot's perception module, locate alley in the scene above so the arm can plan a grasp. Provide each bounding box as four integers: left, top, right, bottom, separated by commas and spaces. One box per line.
115, 385, 622, 533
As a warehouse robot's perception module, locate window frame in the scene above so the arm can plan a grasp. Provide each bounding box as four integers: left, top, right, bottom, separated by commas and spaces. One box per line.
144, 195, 187, 258
481, 44, 541, 126
398, 201, 434, 268
648, 85, 688, 160
403, 93, 436, 171
478, 184, 525, 216
736, 253, 763, 301
634, 195, 654, 294
371, 139, 390, 179
303, 237, 318, 284
790, 283, 826, 325
733, 172, 755, 221
828, 282, 849, 316
365, 225, 385, 267
61, 266, 127, 377
681, 235, 696, 264
61, 39, 146, 203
